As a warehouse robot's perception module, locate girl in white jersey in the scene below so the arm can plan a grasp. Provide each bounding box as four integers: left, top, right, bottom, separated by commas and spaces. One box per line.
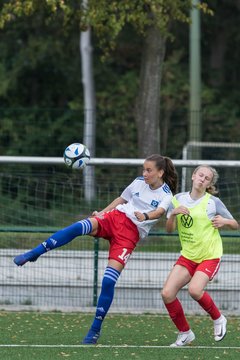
161, 165, 239, 347
13, 154, 178, 345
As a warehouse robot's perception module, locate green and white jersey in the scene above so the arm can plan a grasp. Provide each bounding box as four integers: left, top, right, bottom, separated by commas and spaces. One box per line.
168, 192, 234, 263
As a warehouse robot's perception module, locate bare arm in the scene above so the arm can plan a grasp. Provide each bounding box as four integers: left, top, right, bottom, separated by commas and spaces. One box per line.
92, 196, 127, 216
134, 207, 166, 222
166, 206, 190, 233
211, 215, 239, 230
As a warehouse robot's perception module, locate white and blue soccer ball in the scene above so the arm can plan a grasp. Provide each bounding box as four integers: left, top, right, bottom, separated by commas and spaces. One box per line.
63, 143, 91, 169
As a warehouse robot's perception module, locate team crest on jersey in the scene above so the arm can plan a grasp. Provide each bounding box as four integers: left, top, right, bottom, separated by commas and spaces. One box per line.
134, 192, 140, 197
151, 200, 159, 208
181, 214, 193, 228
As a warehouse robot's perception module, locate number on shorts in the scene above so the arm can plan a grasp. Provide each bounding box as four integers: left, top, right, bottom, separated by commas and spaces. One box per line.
118, 248, 130, 264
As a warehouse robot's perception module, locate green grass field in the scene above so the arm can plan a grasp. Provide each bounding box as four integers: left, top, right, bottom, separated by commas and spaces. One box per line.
0, 312, 240, 360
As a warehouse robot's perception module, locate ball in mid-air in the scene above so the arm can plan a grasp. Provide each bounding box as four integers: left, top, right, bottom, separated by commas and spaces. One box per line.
63, 143, 90, 169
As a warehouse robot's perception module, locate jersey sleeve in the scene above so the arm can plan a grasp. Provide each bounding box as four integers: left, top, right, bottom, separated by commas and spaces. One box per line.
166, 201, 174, 218
212, 196, 234, 219
120, 179, 136, 202
159, 193, 173, 212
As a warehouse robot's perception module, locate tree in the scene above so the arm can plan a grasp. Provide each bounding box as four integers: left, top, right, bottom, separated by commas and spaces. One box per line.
82, 1, 193, 157
0, 0, 210, 157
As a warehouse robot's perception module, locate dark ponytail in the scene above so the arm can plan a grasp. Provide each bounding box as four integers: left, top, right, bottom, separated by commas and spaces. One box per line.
163, 157, 178, 194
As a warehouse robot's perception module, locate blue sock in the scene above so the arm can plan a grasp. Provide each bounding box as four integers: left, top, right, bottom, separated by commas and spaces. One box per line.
91, 266, 120, 332
30, 219, 93, 256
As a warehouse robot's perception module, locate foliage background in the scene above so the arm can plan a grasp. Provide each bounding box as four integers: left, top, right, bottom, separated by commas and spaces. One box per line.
0, 0, 239, 160
0, 1, 240, 224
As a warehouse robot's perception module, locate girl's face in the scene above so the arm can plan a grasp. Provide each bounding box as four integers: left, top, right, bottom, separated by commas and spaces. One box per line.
142, 160, 164, 188
192, 167, 213, 191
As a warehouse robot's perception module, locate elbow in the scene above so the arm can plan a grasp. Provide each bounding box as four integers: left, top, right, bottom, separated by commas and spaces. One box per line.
231, 220, 239, 230
166, 226, 173, 233
166, 219, 175, 233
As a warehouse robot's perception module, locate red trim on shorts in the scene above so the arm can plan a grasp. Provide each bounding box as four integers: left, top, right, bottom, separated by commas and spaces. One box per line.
175, 255, 221, 280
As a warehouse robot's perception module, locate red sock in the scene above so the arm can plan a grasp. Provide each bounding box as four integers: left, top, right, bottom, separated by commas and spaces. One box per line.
197, 291, 221, 320
164, 298, 190, 332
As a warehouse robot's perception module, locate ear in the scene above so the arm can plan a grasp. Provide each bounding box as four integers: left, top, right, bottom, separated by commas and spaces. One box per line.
158, 169, 164, 178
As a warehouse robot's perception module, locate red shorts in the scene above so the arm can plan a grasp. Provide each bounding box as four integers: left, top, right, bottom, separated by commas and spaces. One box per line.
95, 209, 139, 266
175, 255, 221, 280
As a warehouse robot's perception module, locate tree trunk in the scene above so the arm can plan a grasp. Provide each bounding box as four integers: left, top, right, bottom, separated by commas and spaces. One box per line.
135, 26, 166, 158
80, 26, 96, 202
209, 28, 227, 87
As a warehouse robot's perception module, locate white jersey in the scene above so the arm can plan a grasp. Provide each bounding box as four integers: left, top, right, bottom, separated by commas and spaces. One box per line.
167, 192, 234, 220
116, 176, 173, 239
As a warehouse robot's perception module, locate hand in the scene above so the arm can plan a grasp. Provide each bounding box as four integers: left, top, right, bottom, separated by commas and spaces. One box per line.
212, 215, 225, 228
172, 206, 190, 216
92, 210, 104, 216
134, 211, 145, 222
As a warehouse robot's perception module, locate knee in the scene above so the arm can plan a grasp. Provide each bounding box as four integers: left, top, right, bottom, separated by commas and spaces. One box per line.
161, 287, 174, 303
188, 284, 201, 300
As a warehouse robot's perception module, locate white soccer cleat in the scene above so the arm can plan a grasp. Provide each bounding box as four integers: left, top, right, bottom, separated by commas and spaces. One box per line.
214, 315, 227, 341
170, 329, 195, 347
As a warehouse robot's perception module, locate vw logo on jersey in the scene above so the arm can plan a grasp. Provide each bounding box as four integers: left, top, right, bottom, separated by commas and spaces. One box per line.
180, 214, 193, 228
151, 200, 159, 208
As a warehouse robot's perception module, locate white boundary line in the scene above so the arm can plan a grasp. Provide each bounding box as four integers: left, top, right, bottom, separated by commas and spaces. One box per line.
0, 344, 240, 349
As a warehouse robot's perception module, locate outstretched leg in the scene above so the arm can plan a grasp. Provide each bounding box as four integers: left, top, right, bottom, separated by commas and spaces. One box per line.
14, 218, 97, 266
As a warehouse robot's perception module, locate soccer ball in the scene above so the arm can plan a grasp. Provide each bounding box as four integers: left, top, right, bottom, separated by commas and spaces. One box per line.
63, 143, 91, 169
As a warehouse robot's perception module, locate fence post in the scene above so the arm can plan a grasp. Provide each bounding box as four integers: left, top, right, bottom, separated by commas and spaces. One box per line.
93, 237, 99, 306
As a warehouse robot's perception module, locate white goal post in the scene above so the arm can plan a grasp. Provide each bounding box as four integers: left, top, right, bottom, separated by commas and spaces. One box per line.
181, 141, 240, 191
1, 154, 240, 197
0, 155, 240, 167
